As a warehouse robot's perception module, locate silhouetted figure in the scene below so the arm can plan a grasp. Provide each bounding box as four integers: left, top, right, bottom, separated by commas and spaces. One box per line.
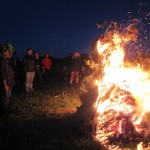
69, 52, 81, 85
23, 48, 36, 92
0, 45, 14, 117
42, 52, 52, 86
34, 51, 43, 89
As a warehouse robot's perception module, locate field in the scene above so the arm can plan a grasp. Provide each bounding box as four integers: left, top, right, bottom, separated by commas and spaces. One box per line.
0, 81, 103, 150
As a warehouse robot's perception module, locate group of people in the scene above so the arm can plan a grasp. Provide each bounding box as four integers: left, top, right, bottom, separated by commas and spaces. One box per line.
0, 44, 82, 117
24, 48, 52, 92
23, 49, 82, 92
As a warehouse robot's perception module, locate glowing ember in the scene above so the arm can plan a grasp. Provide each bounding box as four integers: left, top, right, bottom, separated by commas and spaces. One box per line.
93, 17, 150, 149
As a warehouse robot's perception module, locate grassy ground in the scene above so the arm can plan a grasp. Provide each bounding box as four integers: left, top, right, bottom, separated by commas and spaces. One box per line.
0, 81, 103, 150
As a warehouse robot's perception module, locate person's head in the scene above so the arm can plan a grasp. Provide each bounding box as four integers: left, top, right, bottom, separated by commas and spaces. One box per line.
27, 48, 33, 55
3, 49, 10, 58
44, 52, 49, 58
74, 52, 80, 58
34, 51, 39, 58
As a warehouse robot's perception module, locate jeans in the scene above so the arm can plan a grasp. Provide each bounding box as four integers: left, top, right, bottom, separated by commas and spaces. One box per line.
25, 72, 35, 92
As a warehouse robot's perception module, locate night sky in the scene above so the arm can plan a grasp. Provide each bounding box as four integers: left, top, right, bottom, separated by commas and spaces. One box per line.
0, 0, 142, 59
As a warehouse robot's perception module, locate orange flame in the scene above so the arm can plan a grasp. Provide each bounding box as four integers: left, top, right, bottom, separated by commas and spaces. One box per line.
94, 32, 150, 149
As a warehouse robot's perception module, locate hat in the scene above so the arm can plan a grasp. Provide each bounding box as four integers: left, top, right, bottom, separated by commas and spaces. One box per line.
0, 43, 14, 56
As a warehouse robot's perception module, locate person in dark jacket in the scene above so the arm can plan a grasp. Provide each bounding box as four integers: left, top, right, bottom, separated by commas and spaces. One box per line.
69, 52, 81, 85
33, 51, 43, 89
23, 48, 36, 92
0, 45, 14, 117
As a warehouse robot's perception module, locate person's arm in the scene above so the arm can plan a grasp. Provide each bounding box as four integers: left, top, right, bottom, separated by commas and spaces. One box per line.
23, 56, 27, 64
49, 59, 52, 69
3, 79, 9, 92
40, 58, 43, 71
23, 56, 27, 71
0, 60, 9, 92
42, 58, 45, 73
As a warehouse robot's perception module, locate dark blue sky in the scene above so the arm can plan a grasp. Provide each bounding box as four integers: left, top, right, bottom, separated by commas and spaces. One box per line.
0, 0, 140, 58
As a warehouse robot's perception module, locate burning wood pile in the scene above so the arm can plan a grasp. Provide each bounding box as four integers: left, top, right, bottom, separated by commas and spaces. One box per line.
91, 8, 150, 149
95, 85, 150, 149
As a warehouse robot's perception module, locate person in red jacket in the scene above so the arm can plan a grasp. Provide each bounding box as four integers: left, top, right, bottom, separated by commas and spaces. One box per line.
42, 52, 52, 85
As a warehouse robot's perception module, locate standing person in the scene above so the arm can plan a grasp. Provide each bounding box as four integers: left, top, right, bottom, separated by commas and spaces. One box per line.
42, 52, 52, 85
34, 51, 43, 89
23, 48, 36, 92
69, 52, 81, 85
63, 55, 72, 83
0, 44, 14, 117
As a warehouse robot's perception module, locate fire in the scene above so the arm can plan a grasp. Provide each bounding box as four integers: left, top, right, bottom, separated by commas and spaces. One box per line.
94, 30, 150, 149
137, 142, 144, 150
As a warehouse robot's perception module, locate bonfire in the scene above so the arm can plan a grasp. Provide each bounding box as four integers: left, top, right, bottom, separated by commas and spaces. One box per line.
92, 12, 150, 149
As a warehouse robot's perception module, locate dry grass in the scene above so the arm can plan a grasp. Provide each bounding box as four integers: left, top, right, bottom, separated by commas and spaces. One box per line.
0, 80, 144, 149
0, 82, 104, 150
10, 85, 81, 120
